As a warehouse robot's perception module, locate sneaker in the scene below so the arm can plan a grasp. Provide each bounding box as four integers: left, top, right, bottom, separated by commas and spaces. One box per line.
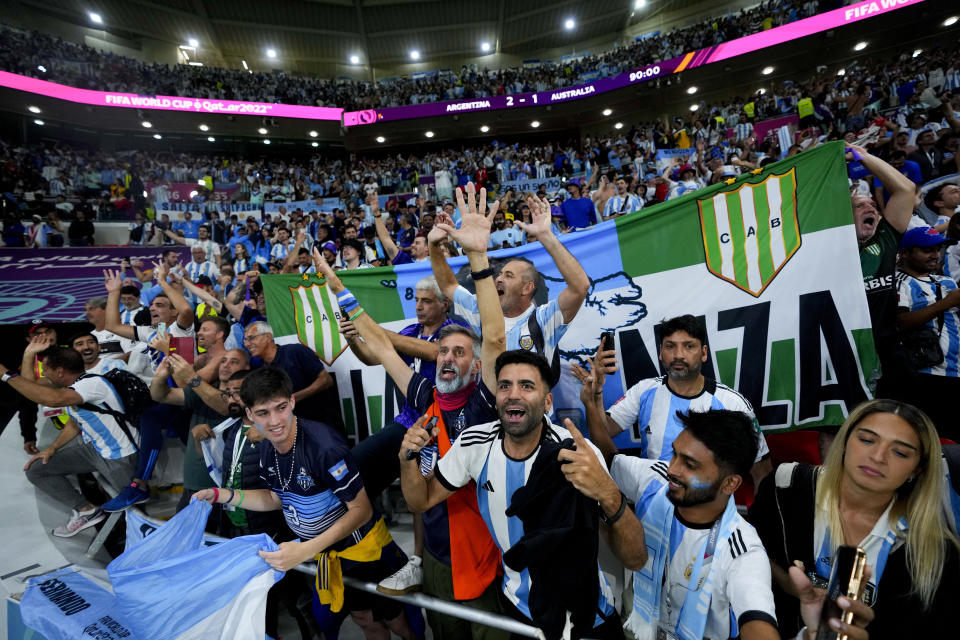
53, 507, 105, 537
377, 555, 423, 595
101, 482, 151, 513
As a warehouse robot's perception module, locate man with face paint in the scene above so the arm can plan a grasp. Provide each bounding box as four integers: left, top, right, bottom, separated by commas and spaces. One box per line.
311, 185, 509, 639
578, 315, 771, 489
579, 405, 874, 640
194, 366, 418, 640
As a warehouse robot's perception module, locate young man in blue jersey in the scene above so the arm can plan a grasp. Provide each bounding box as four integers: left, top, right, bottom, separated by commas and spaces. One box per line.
895, 226, 960, 440
430, 185, 590, 378
194, 366, 417, 640
399, 348, 649, 639
3, 347, 137, 537
317, 185, 509, 638
579, 315, 772, 489
575, 361, 875, 640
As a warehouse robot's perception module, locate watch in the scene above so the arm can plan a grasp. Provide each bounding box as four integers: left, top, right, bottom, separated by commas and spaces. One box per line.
471, 266, 495, 280
1, 371, 19, 383
188, 376, 203, 388
600, 491, 627, 526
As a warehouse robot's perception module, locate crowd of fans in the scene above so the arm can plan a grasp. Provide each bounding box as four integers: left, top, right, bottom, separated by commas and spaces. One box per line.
3, 9, 960, 640
0, 1, 837, 110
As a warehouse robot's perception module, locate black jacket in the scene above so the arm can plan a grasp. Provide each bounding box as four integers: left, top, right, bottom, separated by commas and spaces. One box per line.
747, 463, 960, 639
503, 437, 602, 640
220, 419, 290, 539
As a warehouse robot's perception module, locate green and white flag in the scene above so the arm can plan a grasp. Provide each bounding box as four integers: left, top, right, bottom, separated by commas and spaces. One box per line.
263, 142, 876, 441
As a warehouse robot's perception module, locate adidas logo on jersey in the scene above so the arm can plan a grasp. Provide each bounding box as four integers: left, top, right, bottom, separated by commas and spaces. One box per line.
481, 480, 495, 492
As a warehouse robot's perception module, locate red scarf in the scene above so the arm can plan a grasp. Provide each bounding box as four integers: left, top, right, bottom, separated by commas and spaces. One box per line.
436, 379, 477, 411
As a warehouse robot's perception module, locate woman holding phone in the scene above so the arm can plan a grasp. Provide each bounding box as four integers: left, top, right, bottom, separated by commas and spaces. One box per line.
748, 399, 960, 638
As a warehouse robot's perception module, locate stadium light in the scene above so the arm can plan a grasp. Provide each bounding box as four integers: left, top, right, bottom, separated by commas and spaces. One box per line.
480, 125, 490, 133
689, 104, 699, 111
309, 130, 318, 137
37, 65, 46, 73
602, 108, 613, 116
153, 134, 162, 140
757, 88, 767, 95
837, 68, 845, 76
258, 127, 268, 134
762, 66, 774, 75
376, 136, 386, 143
853, 41, 867, 51
687, 86, 697, 94
913, 49, 923, 58
311, 142, 319, 147
266, 48, 277, 58
188, 62, 203, 67
530, 120, 540, 128
481, 42, 491, 53
242, 60, 249, 70
88, 12, 102, 24
635, 0, 646, 8
141, 121, 152, 128
425, 131, 434, 138
188, 38, 199, 48
263, 139, 271, 145
33, 119, 44, 125
350, 54, 360, 64
207, 136, 215, 142
564, 18, 575, 30
614, 122, 623, 129
944, 16, 958, 27
199, 124, 209, 131
28, 106, 41, 114
410, 50, 421, 61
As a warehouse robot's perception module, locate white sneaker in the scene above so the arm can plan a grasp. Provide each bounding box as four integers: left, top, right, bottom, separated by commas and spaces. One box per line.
52, 507, 105, 538
377, 555, 423, 595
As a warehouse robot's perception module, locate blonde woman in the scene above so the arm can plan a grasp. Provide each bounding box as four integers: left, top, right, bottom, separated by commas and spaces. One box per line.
748, 399, 960, 638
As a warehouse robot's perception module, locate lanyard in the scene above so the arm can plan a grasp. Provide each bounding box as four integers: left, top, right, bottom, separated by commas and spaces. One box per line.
227, 420, 248, 489
664, 514, 723, 628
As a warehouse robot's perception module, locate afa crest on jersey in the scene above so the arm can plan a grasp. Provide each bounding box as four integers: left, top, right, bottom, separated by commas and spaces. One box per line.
296, 467, 315, 490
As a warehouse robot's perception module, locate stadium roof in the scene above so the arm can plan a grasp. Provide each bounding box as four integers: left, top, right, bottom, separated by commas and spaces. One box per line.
23, 0, 648, 74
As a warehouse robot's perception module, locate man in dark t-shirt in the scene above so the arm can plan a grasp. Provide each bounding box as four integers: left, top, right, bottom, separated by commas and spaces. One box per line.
850, 144, 914, 391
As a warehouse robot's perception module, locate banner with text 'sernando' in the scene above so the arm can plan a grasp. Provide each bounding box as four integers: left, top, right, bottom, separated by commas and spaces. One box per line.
263, 141, 875, 441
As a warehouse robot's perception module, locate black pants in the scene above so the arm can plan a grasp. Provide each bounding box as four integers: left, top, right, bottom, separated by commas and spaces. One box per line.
497, 589, 624, 640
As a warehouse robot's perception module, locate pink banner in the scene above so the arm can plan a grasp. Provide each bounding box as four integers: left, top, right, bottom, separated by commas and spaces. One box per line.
0, 71, 342, 121
754, 115, 800, 143
707, 0, 926, 64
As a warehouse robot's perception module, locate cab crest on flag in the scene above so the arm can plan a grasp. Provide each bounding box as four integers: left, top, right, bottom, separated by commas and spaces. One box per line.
697, 168, 801, 297
289, 277, 347, 365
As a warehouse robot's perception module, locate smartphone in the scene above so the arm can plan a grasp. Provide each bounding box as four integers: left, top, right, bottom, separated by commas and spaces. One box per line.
600, 331, 615, 351
156, 322, 167, 337
406, 416, 439, 460
168, 337, 196, 365
816, 545, 867, 640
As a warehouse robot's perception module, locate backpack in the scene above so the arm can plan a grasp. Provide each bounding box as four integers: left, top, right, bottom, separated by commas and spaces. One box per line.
78, 370, 154, 447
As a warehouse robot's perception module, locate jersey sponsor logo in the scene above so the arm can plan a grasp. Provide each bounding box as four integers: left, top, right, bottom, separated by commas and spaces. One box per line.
289, 278, 348, 365
864, 243, 881, 256
328, 460, 349, 481
864, 274, 893, 290
481, 480, 495, 492
297, 467, 315, 490
698, 168, 801, 297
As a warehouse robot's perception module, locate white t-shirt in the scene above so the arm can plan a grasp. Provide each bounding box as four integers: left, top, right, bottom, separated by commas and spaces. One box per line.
435, 419, 615, 622
68, 375, 137, 459
611, 455, 778, 638
185, 238, 221, 263
86, 358, 127, 376
91, 328, 126, 360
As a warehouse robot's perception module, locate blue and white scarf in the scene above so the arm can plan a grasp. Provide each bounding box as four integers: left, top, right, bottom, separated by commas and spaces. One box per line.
629, 484, 738, 640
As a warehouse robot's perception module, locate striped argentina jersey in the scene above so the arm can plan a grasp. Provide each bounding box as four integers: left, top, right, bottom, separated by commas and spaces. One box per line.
896, 271, 960, 377
609, 376, 769, 462
602, 193, 643, 217
134, 322, 196, 369
120, 305, 145, 325
260, 419, 367, 540
453, 285, 567, 364
185, 260, 220, 283
610, 456, 777, 638
67, 375, 137, 459
435, 419, 615, 622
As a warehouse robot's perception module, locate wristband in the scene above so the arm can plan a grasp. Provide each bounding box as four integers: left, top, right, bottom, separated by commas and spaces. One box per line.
471, 267, 495, 280
349, 307, 366, 322
1, 371, 19, 383
600, 491, 627, 526
337, 289, 360, 313
237, 489, 245, 508
212, 487, 220, 503
226, 489, 235, 505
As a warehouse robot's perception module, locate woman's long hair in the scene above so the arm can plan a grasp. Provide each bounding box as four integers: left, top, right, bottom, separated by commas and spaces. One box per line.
818, 398, 958, 609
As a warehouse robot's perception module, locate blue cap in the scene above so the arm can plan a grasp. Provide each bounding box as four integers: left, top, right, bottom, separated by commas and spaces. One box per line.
899, 226, 958, 250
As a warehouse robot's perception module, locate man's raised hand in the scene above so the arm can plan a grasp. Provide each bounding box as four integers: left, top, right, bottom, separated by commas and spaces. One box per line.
312, 246, 344, 293
517, 195, 552, 237
437, 182, 498, 254
103, 269, 123, 293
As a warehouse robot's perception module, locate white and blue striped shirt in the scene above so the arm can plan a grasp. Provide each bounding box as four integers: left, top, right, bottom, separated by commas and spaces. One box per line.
270, 241, 293, 262
608, 376, 769, 462
120, 306, 144, 326
67, 375, 137, 459
185, 260, 220, 283
436, 419, 615, 622
87, 358, 127, 376
602, 193, 643, 217
134, 322, 196, 370
896, 271, 960, 377
734, 122, 754, 142
453, 286, 568, 365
